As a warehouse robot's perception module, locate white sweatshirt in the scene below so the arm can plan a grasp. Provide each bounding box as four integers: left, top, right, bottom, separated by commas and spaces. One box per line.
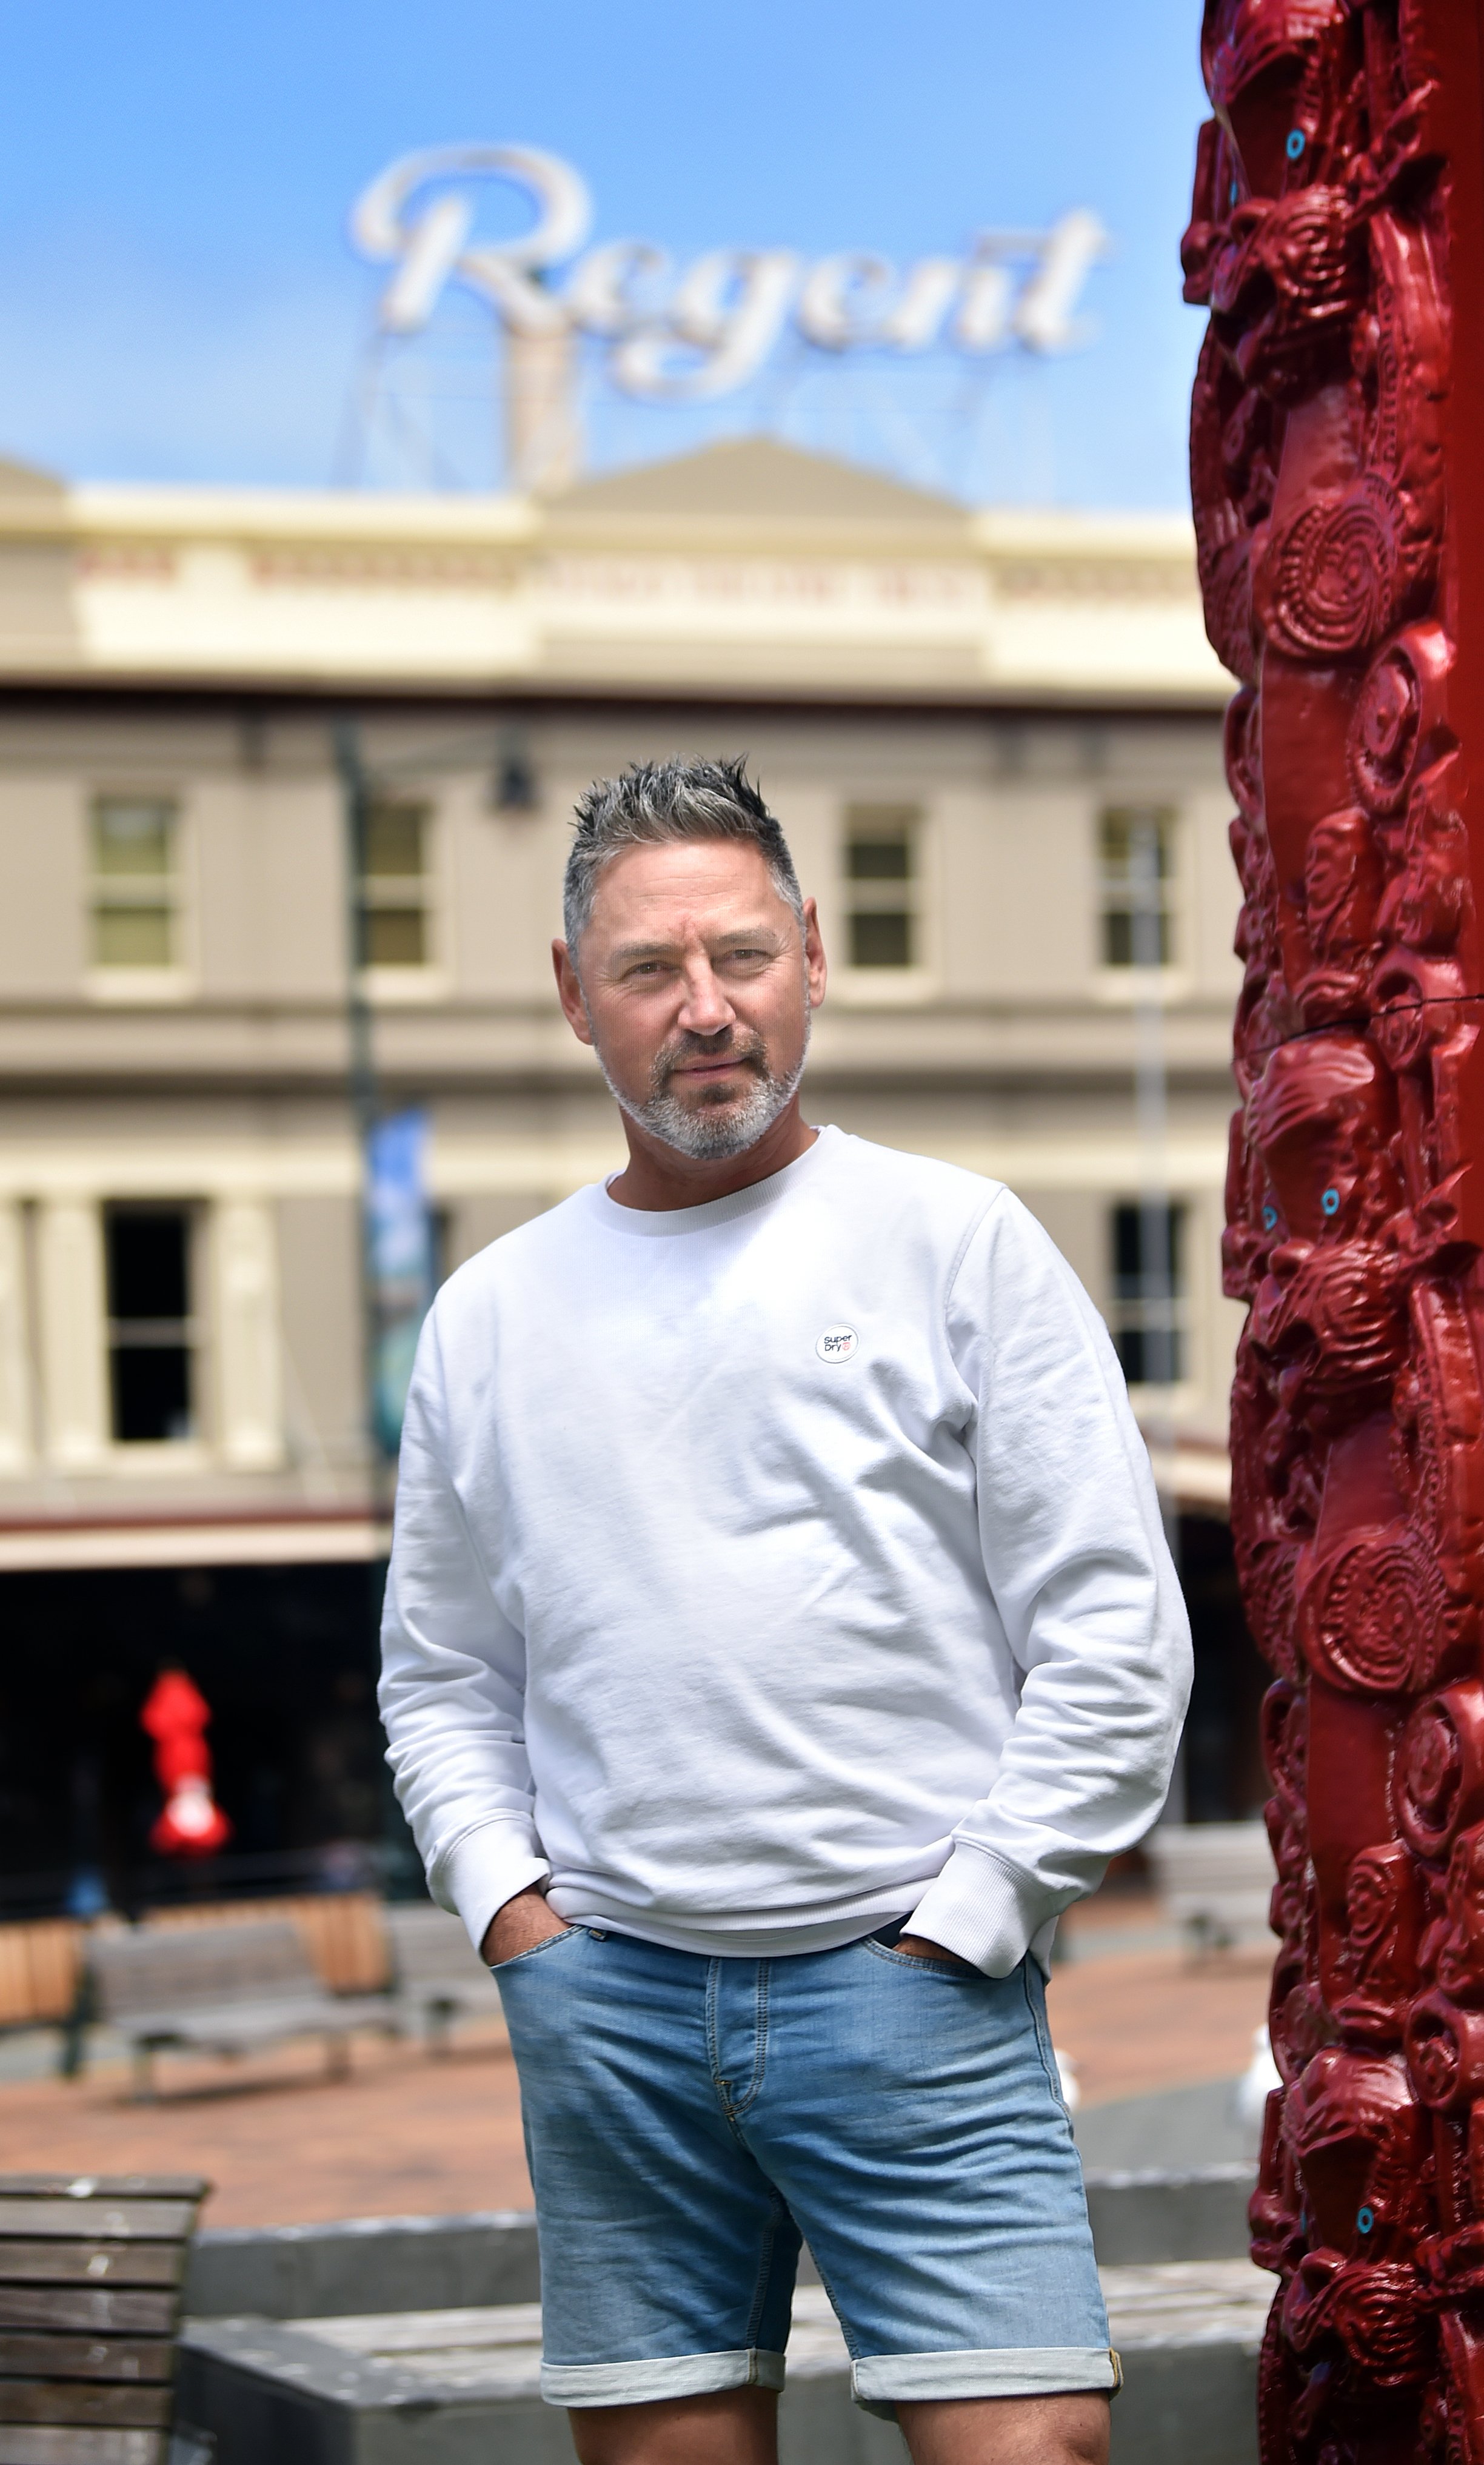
379, 1127, 1191, 1976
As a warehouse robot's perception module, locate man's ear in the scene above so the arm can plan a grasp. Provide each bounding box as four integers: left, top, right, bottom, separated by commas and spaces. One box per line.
552, 938, 595, 1045
801, 896, 828, 1010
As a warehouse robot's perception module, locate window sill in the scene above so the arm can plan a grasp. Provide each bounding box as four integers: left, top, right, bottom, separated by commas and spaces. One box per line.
85, 969, 195, 1005
1093, 968, 1193, 1008
832, 967, 941, 1008
104, 1441, 212, 1475
356, 967, 449, 1005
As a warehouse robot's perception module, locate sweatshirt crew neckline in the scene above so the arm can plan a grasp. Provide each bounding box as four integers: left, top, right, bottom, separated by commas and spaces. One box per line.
589, 1122, 838, 1238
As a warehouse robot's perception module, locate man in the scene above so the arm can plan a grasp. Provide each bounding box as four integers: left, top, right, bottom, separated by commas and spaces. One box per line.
380, 757, 1191, 2465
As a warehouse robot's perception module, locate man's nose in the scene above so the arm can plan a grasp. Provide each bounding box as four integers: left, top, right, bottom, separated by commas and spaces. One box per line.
676, 962, 736, 1036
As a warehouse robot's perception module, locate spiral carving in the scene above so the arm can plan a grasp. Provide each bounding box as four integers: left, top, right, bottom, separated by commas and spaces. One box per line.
1349, 626, 1452, 818
1265, 487, 1400, 660
1299, 1528, 1450, 1695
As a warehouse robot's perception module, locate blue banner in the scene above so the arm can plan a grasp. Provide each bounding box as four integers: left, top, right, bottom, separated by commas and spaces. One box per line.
365, 1107, 435, 1455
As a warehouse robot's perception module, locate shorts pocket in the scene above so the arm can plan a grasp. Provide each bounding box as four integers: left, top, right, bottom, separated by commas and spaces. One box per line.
861, 1937, 983, 1981
490, 1923, 585, 1974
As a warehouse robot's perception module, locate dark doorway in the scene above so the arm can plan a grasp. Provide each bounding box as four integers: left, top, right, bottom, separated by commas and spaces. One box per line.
0, 1559, 416, 1919
1178, 1510, 1269, 1822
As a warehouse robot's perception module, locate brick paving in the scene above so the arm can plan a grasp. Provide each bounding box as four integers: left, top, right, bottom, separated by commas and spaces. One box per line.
0, 2020, 529, 2226
1046, 1944, 1271, 2107
0, 1933, 1273, 2230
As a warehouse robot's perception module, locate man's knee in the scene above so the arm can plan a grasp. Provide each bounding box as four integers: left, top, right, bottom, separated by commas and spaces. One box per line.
567, 2385, 779, 2465
897, 2389, 1111, 2465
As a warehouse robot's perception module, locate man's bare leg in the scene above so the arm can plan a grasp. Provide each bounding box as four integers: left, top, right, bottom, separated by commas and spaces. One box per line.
565, 2384, 1109, 2464
898, 2392, 1111, 2465
567, 2387, 778, 2465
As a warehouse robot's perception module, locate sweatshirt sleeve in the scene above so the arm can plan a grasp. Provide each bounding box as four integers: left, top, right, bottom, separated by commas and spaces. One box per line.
906, 1187, 1192, 1976
378, 1305, 550, 1956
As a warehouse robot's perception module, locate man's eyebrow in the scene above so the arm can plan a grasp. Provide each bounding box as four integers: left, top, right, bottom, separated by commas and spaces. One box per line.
607, 939, 677, 965
606, 924, 786, 965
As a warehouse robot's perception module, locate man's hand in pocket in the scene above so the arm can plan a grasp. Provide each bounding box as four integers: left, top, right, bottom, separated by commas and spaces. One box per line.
481, 1886, 571, 1966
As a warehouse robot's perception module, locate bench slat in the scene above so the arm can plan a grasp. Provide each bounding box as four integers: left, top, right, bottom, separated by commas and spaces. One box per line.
0, 2213, 192, 2249
0, 2387, 170, 2430
121, 1997, 379, 2044
0, 2340, 172, 2387
0, 2251, 182, 2294
0, 2302, 172, 2341
0, 2430, 164, 2465
90, 1926, 321, 2023
0, 2193, 199, 2211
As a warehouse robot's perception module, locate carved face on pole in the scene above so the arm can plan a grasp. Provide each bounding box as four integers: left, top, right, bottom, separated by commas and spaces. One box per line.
1248, 1037, 1406, 1426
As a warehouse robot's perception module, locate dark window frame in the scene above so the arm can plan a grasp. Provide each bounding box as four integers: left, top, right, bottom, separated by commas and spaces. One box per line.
89, 795, 181, 973
1098, 804, 1178, 971
1108, 1199, 1188, 1389
357, 799, 433, 972
843, 802, 921, 972
104, 1204, 200, 1446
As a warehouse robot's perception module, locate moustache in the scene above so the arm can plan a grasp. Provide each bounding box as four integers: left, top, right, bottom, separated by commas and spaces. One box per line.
652, 1033, 769, 1092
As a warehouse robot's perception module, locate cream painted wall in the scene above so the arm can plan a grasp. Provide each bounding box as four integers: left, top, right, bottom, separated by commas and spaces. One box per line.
35, 1196, 109, 1470
255, 780, 347, 1001
0, 776, 87, 996
450, 779, 577, 1001
276, 1193, 364, 1478
958, 790, 1101, 999
0, 1203, 33, 1472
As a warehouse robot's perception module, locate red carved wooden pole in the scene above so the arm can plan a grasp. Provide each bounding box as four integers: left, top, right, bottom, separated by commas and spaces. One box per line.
1185, 2, 1484, 2455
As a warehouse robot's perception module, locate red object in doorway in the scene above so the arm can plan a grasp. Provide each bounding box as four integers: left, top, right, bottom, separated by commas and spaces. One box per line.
141, 1668, 232, 1857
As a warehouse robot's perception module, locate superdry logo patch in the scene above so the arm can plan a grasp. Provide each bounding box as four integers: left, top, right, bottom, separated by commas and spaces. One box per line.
815, 1326, 860, 1364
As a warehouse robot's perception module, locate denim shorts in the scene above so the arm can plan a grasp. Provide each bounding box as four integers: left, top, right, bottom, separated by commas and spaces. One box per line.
493, 1922, 1115, 2418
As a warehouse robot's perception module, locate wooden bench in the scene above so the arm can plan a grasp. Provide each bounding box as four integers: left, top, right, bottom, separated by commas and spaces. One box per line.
384, 1903, 505, 2051
1143, 1821, 1275, 1951
87, 1923, 393, 2100
0, 2169, 207, 2465
142, 1893, 390, 1995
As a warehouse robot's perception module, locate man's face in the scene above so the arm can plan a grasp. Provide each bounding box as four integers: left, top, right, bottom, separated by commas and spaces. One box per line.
553, 838, 826, 1161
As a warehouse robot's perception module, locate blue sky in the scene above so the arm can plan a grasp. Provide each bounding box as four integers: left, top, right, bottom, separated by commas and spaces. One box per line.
0, 1, 1212, 508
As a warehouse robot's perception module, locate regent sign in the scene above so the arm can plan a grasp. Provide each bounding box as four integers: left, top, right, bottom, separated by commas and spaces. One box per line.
351, 144, 1108, 404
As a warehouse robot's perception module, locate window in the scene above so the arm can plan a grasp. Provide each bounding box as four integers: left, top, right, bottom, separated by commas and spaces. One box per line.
844, 806, 916, 968
358, 802, 432, 968
105, 1209, 196, 1443
843, 805, 920, 970
1099, 805, 1177, 969
1109, 1202, 1187, 1387
90, 798, 179, 970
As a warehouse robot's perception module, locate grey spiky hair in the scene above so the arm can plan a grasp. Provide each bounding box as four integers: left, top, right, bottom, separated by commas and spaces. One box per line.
563, 756, 803, 952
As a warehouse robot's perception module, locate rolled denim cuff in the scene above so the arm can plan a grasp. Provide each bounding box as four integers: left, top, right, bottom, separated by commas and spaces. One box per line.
544, 2349, 787, 2407
853, 2344, 1121, 2419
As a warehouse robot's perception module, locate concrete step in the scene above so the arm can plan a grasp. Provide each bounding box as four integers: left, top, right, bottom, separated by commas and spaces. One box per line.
179, 2264, 1271, 2465
181, 2165, 1258, 2320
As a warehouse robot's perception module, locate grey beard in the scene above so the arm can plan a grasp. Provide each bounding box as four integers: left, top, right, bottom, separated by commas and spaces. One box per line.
598, 1019, 809, 1163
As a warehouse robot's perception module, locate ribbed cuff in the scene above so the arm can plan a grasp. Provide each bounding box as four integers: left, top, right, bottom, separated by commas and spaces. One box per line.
906, 1842, 1054, 1977
435, 1819, 551, 1959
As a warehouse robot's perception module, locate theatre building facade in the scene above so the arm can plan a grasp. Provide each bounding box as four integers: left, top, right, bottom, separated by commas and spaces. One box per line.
0, 437, 1257, 1913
